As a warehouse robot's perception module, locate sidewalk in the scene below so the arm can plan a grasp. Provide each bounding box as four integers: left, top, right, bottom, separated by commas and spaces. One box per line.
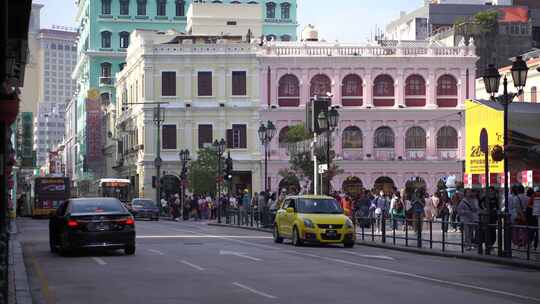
8, 220, 32, 304
208, 221, 540, 270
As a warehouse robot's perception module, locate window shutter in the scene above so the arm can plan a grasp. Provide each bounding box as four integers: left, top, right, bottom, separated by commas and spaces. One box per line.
226, 129, 233, 149
162, 72, 176, 96
232, 71, 247, 96
198, 125, 213, 148
198, 72, 212, 96
162, 125, 177, 149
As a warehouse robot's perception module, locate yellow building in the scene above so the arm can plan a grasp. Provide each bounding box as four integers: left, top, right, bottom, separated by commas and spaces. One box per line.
114, 29, 262, 200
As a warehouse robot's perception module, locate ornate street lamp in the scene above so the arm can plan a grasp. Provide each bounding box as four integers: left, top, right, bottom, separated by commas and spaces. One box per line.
482, 56, 529, 257
213, 138, 226, 223
153, 104, 165, 212
258, 121, 276, 193
179, 149, 190, 220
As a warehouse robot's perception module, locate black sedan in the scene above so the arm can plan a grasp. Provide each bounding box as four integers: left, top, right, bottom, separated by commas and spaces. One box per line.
49, 198, 136, 255
130, 198, 159, 221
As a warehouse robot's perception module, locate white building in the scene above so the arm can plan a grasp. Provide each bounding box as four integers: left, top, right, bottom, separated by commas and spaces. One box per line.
187, 2, 263, 37
33, 28, 77, 167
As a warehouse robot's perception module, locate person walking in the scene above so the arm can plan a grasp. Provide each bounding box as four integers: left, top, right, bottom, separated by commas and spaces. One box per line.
437, 191, 451, 233
390, 192, 405, 230
510, 185, 528, 247
240, 189, 251, 225
529, 186, 540, 250
424, 192, 435, 221
372, 190, 388, 233
480, 187, 499, 252
457, 189, 479, 251
410, 189, 426, 234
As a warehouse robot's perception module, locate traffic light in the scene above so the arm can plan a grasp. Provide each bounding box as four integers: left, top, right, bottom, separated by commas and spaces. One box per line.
306, 95, 330, 134
224, 152, 233, 180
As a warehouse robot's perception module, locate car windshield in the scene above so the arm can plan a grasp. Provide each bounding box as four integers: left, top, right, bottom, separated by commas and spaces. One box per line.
296, 198, 343, 214
71, 198, 126, 214
133, 200, 156, 208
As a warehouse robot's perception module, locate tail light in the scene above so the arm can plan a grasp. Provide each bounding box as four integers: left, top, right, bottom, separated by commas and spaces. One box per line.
67, 219, 79, 228
117, 217, 135, 225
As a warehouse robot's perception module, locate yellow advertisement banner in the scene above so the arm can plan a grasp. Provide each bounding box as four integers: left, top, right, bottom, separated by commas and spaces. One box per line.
465, 99, 504, 174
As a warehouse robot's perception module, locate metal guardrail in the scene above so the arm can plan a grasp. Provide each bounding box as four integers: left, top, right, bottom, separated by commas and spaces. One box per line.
212, 208, 539, 263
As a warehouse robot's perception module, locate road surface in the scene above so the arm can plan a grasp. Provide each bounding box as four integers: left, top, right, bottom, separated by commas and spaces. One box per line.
17, 218, 540, 304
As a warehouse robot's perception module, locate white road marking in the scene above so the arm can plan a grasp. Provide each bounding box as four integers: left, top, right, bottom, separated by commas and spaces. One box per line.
137, 235, 272, 239
324, 257, 540, 303
180, 260, 205, 271
147, 249, 165, 255
92, 257, 106, 265
232, 282, 277, 299
220, 250, 262, 261
343, 251, 395, 261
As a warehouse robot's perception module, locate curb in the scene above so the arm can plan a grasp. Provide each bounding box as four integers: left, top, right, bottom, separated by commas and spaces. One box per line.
9, 221, 32, 304
207, 223, 540, 270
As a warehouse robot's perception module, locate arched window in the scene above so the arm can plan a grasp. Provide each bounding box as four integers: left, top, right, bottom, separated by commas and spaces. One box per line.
212, 0, 222, 2
405, 75, 426, 107
266, 34, 276, 41
100, 62, 112, 85
175, 0, 185, 16
532, 86, 537, 103
280, 34, 291, 41
437, 74, 458, 107
278, 74, 300, 107
137, 0, 147, 15
100, 92, 111, 104
278, 127, 290, 149
156, 0, 167, 16
120, 0, 130, 15
119, 32, 130, 49
373, 74, 395, 107
437, 126, 458, 149
101, 31, 111, 49
310, 74, 331, 97
101, 0, 111, 15
266, 2, 276, 19
341, 74, 363, 107
342, 126, 363, 149
374, 127, 395, 148
280, 2, 291, 19
230, 1, 241, 3
405, 127, 426, 149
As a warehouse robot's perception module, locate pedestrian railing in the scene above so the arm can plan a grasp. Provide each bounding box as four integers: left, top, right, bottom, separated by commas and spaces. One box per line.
213, 208, 539, 264
354, 214, 540, 263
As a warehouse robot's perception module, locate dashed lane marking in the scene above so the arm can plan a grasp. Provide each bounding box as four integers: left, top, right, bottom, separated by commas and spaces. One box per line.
147, 249, 165, 255
92, 257, 107, 265
232, 282, 277, 299
179, 260, 205, 271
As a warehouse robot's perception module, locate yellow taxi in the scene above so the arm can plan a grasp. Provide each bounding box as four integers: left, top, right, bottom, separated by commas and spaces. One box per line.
273, 195, 355, 248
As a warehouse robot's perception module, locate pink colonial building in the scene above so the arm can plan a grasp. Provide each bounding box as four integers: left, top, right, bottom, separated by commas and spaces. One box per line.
258, 37, 478, 194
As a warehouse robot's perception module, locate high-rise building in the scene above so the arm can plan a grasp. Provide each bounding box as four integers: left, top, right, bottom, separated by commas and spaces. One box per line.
33, 28, 77, 168
73, 0, 298, 195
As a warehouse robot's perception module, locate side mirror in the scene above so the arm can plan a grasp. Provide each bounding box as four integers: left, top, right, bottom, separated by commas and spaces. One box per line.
286, 207, 294, 213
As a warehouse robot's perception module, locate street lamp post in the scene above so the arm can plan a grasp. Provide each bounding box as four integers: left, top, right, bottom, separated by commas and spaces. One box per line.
317, 108, 339, 196
213, 139, 226, 223
482, 56, 529, 257
258, 121, 276, 193
153, 104, 165, 213
179, 149, 190, 220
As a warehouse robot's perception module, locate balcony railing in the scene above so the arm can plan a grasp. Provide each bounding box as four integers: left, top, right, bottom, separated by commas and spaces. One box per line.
374, 148, 395, 161
99, 76, 114, 86
406, 149, 426, 160
342, 148, 363, 161
438, 149, 458, 160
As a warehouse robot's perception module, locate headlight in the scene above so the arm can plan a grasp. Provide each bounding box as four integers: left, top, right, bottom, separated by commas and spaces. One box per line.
303, 218, 315, 228
345, 218, 354, 228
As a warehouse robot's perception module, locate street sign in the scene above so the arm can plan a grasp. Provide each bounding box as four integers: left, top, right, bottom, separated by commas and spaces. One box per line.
480, 128, 489, 154
318, 164, 328, 174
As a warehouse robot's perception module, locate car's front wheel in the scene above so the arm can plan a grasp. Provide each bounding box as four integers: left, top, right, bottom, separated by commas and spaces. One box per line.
273, 225, 283, 243
124, 244, 136, 255
292, 226, 303, 247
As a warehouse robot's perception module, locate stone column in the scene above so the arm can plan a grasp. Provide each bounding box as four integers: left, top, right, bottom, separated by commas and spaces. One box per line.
427, 71, 437, 109
396, 71, 405, 108
364, 73, 373, 108
218, 65, 226, 103
184, 65, 192, 103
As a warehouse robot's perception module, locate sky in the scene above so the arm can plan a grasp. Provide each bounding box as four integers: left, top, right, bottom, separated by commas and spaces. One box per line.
35, 0, 424, 42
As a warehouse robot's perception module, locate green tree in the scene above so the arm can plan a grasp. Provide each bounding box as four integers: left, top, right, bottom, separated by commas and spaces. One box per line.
187, 147, 223, 196
284, 124, 343, 193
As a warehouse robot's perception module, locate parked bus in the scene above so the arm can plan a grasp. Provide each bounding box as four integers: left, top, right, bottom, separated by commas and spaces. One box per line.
98, 178, 130, 203
33, 177, 71, 218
